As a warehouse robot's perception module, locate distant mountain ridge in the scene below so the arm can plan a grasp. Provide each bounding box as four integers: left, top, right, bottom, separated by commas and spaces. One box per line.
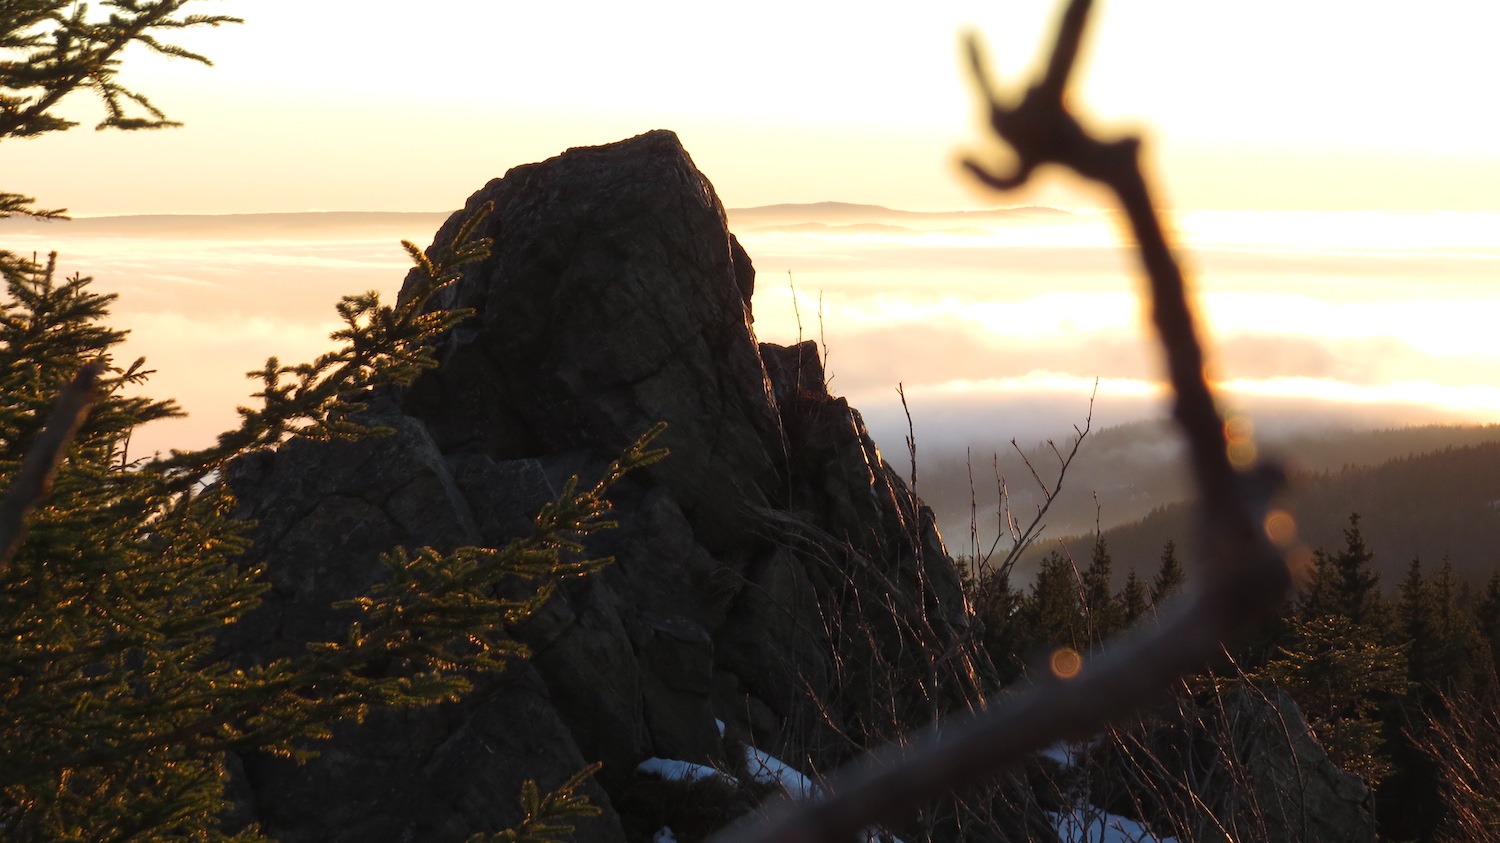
1020, 435, 1500, 588
746, 221, 997, 237
925, 420, 1500, 550
727, 200, 1070, 226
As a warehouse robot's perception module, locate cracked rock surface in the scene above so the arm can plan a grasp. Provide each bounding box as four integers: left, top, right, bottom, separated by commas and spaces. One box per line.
223, 131, 1027, 843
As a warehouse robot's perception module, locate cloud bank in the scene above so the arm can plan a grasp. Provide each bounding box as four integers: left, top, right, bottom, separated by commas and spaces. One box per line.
4, 205, 1496, 459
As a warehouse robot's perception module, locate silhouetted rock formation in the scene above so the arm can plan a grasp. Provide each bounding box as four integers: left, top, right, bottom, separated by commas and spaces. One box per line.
224, 131, 1015, 842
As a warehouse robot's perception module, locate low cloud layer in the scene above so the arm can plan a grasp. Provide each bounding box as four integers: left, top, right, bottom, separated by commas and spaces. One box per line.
5, 206, 1495, 459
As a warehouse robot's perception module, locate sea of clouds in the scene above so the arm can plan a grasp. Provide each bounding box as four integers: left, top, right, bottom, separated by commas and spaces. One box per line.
4, 205, 1497, 465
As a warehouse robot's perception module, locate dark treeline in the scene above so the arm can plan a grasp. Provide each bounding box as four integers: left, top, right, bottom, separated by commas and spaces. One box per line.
964, 513, 1500, 842
1027, 439, 1500, 589
926, 421, 1500, 553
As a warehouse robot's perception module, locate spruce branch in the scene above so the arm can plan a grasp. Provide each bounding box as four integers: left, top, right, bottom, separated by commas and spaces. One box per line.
152, 201, 496, 483
470, 763, 605, 843
0, 424, 668, 784
0, 0, 241, 214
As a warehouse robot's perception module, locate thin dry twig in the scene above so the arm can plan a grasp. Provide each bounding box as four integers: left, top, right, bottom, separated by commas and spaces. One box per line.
711, 1, 1292, 840
0, 360, 106, 570
897, 383, 918, 489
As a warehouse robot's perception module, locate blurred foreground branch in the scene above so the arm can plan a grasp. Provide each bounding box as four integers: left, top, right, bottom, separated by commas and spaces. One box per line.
0, 359, 103, 570
711, 1, 1293, 841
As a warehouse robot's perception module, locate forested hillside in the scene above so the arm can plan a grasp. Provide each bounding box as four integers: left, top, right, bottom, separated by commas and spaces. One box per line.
1017, 437, 1500, 586
924, 420, 1500, 550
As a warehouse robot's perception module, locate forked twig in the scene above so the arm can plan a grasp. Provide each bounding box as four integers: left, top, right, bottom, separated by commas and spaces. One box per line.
711, 1, 1292, 840
1003, 380, 1094, 561
0, 360, 106, 570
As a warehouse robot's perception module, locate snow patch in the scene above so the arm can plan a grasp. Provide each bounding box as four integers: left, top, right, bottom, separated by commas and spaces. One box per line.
1040, 740, 1086, 768
636, 757, 738, 787
743, 746, 821, 800
1039, 742, 1074, 767
653, 827, 677, 843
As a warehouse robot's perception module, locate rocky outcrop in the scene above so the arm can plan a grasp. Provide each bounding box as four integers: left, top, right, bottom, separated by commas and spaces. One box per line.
224, 131, 1018, 842
1219, 688, 1377, 843
1085, 686, 1378, 843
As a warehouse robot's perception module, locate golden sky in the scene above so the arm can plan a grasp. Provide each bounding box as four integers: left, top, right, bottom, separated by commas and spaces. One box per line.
5, 1, 1499, 462
8, 0, 1500, 215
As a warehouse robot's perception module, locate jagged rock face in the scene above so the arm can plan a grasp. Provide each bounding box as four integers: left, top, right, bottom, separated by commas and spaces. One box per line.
225, 131, 1011, 843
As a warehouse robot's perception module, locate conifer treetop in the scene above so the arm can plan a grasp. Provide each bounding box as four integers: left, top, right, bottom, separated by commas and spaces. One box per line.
0, 0, 241, 218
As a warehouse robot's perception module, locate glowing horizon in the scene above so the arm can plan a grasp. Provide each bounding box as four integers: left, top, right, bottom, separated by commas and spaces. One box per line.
6, 201, 1495, 459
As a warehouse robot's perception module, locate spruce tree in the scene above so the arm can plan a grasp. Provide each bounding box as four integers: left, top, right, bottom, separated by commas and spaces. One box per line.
1396, 558, 1438, 685
1149, 539, 1184, 605
1, 12, 664, 824
1262, 614, 1408, 785
1300, 512, 1383, 627
1269, 513, 1409, 787
1019, 551, 1082, 655
1424, 557, 1488, 696
1476, 572, 1500, 676
1080, 534, 1122, 641
1117, 569, 1147, 628
965, 565, 1027, 684
0, 214, 664, 839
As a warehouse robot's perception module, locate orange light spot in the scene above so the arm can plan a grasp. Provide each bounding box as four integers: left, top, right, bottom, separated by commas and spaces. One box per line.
1050, 647, 1082, 680
1264, 510, 1297, 548
1225, 416, 1257, 468
1225, 416, 1254, 441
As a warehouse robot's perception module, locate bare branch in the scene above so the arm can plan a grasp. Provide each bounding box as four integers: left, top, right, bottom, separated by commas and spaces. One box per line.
1013, 437, 1052, 502
0, 359, 105, 570
983, 379, 1095, 578
711, 0, 1293, 839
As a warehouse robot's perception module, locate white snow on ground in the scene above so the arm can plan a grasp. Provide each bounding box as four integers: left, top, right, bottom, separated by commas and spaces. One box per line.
640, 721, 908, 841
1040, 740, 1081, 767
1049, 801, 1178, 843
636, 757, 738, 787
743, 746, 821, 800
737, 748, 905, 843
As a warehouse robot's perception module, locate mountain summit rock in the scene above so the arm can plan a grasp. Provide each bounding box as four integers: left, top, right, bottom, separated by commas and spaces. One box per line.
224, 130, 1023, 842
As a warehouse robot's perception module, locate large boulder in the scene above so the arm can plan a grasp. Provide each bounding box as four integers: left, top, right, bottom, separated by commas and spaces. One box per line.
1085, 686, 1378, 843
224, 130, 1024, 842
1220, 687, 1377, 843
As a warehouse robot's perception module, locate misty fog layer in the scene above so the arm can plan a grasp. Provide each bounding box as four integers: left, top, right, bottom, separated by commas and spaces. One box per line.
5, 203, 1497, 551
